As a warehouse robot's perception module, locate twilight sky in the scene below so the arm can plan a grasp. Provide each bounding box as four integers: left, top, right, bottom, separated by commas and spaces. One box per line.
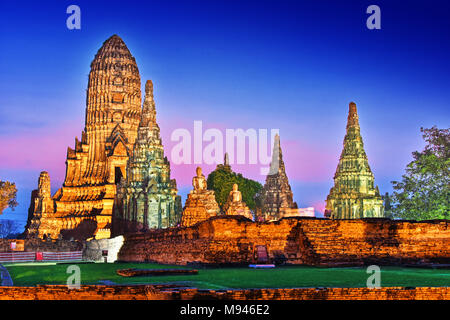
0, 0, 449, 229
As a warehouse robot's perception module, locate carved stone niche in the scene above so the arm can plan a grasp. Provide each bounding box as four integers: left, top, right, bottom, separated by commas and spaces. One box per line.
113, 77, 123, 87
113, 63, 122, 72
112, 92, 124, 103
112, 111, 123, 122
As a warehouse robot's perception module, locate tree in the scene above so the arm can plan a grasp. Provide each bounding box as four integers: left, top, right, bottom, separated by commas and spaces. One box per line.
0, 181, 18, 215
390, 126, 449, 220
207, 167, 263, 212
0, 220, 19, 239
382, 192, 393, 219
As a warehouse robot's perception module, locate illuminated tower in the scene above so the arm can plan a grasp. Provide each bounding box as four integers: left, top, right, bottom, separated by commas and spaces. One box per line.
325, 102, 385, 219
114, 80, 182, 233
259, 134, 298, 221
26, 35, 142, 239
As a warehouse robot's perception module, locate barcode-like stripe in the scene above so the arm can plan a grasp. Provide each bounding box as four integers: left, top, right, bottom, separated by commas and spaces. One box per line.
0, 251, 83, 262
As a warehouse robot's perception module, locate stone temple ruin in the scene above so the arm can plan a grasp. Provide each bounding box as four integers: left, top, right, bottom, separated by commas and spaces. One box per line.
25, 35, 181, 240
325, 102, 384, 219
223, 184, 253, 220
25, 35, 390, 242
181, 167, 220, 228
257, 134, 299, 221
113, 80, 182, 235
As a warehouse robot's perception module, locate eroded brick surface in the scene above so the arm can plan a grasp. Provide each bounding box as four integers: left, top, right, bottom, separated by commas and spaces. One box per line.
0, 285, 449, 300
118, 217, 450, 266
0, 239, 83, 253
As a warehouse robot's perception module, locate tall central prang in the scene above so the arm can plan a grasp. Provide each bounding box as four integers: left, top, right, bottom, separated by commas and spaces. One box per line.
75, 34, 142, 186
26, 35, 146, 239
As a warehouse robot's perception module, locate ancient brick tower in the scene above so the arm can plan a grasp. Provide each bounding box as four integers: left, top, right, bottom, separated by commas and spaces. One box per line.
26, 35, 142, 239
258, 134, 298, 221
25, 172, 54, 238
113, 80, 182, 234
325, 102, 385, 219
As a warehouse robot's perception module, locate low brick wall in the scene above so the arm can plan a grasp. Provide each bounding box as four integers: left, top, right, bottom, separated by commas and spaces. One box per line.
295, 218, 450, 265
0, 239, 83, 253
118, 216, 450, 266
0, 285, 449, 300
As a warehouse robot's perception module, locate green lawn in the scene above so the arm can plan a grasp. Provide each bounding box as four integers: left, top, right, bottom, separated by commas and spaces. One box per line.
5, 263, 450, 289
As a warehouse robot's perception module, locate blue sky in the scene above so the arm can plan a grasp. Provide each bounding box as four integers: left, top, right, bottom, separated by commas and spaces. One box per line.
0, 0, 449, 228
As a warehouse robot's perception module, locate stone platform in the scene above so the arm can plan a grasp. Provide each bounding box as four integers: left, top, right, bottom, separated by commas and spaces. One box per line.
118, 216, 450, 267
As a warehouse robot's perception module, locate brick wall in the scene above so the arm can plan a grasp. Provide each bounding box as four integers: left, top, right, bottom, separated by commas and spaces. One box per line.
295, 218, 450, 265
0, 238, 83, 253
0, 285, 449, 300
118, 216, 450, 266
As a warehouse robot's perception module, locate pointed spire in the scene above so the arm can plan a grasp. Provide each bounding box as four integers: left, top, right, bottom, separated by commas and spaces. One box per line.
259, 133, 297, 221
268, 134, 284, 175
145, 79, 154, 101
215, 152, 232, 172
140, 80, 156, 128
346, 102, 360, 129
224, 152, 230, 166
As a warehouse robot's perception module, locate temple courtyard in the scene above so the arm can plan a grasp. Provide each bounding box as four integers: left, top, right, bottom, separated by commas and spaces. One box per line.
4, 263, 450, 289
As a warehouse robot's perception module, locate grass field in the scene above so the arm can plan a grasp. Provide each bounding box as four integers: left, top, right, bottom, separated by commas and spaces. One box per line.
5, 263, 450, 289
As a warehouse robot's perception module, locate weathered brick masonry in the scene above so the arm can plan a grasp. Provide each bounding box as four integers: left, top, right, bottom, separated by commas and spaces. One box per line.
1, 285, 450, 300
118, 216, 450, 266
0, 239, 83, 253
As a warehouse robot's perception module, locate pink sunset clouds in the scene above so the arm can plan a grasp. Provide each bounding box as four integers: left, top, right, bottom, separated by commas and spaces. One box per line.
0, 115, 338, 186
159, 119, 339, 187
0, 121, 83, 185
0, 113, 339, 217
0, 112, 339, 187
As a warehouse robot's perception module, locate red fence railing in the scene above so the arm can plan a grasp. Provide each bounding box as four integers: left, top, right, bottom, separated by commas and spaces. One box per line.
0, 251, 82, 263
0, 252, 35, 263
42, 251, 82, 261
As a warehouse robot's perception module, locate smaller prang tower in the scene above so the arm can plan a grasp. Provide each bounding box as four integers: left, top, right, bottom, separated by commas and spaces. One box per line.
114, 80, 182, 233
325, 102, 385, 219
259, 134, 298, 221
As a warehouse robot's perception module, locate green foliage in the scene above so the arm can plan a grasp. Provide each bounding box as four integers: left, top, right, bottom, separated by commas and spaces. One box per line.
390, 127, 450, 220
207, 167, 262, 212
0, 220, 20, 239
0, 180, 18, 215
382, 192, 393, 219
